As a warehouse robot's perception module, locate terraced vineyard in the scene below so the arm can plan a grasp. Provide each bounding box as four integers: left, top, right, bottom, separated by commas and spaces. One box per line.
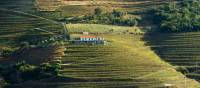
1, 0, 200, 88
57, 35, 199, 88
0, 0, 63, 46
0, 9, 63, 47
144, 32, 200, 82
9, 34, 200, 88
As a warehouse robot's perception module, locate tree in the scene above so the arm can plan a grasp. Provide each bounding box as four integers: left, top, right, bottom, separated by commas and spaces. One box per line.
40, 63, 61, 76
176, 66, 189, 75
64, 8, 138, 26
0, 61, 62, 84
152, 0, 200, 32
94, 7, 103, 15
126, 19, 137, 26
112, 10, 124, 17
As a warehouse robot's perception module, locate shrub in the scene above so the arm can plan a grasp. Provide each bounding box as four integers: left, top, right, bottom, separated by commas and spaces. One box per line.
1, 47, 14, 57
112, 10, 124, 17
39, 63, 61, 76
176, 66, 189, 75
94, 7, 103, 15
0, 61, 62, 84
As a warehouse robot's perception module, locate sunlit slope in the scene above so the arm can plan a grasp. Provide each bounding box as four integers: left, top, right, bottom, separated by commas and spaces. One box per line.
8, 24, 200, 88
57, 34, 199, 88
66, 23, 143, 34
10, 34, 199, 88
144, 32, 200, 82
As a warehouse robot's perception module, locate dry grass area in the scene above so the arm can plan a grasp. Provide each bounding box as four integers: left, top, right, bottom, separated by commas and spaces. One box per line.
36, 0, 62, 11
66, 24, 143, 34
62, 0, 151, 6
35, 0, 168, 16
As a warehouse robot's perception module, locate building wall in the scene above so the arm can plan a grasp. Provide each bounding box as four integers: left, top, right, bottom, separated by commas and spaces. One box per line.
80, 37, 104, 41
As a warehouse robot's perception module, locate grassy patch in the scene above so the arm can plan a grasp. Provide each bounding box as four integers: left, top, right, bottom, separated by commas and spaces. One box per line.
67, 23, 143, 34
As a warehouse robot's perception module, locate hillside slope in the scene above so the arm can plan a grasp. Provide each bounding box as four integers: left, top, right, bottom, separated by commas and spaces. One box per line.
0, 9, 63, 48
10, 33, 200, 88
0, 0, 66, 66
144, 32, 200, 82
0, 0, 199, 88
59, 34, 199, 88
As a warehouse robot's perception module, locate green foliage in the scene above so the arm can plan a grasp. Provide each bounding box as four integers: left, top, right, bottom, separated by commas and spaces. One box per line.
151, 0, 200, 32
0, 61, 61, 84
94, 7, 103, 15
176, 66, 189, 75
19, 42, 30, 48
16, 31, 52, 46
39, 63, 61, 76
0, 47, 14, 57
112, 10, 124, 17
38, 38, 64, 47
61, 8, 139, 26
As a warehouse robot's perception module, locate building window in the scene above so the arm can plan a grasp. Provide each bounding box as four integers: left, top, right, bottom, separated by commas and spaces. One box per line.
80, 38, 83, 41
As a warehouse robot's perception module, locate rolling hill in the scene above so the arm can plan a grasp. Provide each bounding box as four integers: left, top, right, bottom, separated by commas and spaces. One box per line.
0, 0, 200, 88
56, 34, 199, 88
9, 31, 200, 88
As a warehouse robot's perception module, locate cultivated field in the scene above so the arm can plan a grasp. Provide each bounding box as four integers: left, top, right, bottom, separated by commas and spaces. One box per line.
57, 34, 199, 88
0, 9, 63, 48
0, 0, 199, 88
144, 32, 200, 82
4, 23, 199, 87
11, 33, 200, 88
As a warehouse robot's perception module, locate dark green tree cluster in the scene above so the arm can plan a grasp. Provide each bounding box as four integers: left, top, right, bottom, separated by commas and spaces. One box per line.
176, 66, 189, 75
62, 8, 139, 26
0, 61, 61, 84
0, 48, 14, 57
152, 0, 200, 32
